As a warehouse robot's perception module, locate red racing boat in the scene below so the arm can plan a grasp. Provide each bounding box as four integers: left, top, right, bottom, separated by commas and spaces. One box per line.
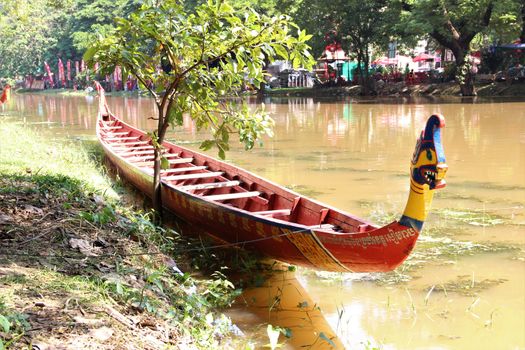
95, 84, 447, 272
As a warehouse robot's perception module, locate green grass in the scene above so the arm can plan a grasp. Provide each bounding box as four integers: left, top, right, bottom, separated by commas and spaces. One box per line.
0, 121, 117, 199
0, 119, 255, 349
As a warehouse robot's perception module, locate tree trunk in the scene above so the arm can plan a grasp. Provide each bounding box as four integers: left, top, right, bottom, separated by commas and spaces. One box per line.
452, 49, 476, 96
152, 146, 162, 224
151, 106, 170, 224
521, 2, 525, 44
356, 51, 371, 96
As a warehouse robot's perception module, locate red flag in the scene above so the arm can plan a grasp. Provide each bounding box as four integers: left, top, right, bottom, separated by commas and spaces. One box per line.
94, 81, 110, 117
58, 58, 65, 86
44, 61, 54, 88
81, 60, 85, 72
67, 60, 71, 81
113, 66, 121, 90
0, 85, 11, 104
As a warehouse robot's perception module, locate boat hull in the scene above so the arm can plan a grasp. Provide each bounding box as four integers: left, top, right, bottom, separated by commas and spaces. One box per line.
100, 130, 418, 273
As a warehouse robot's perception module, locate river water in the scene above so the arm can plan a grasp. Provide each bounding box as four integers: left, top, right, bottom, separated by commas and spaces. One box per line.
5, 93, 525, 349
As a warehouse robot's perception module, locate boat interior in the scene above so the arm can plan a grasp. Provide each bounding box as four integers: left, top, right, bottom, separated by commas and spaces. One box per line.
98, 117, 374, 234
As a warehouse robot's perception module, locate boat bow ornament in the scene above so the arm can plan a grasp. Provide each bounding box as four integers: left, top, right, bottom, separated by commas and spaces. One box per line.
400, 114, 448, 231
95, 82, 447, 272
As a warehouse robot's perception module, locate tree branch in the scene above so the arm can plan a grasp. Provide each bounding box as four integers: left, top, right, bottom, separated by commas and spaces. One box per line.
179, 21, 274, 79
461, 2, 494, 48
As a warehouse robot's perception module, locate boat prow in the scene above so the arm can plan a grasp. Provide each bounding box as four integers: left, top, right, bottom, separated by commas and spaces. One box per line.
95, 83, 447, 272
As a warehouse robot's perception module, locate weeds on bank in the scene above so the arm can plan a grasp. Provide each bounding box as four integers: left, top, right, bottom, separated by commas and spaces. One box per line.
0, 120, 254, 349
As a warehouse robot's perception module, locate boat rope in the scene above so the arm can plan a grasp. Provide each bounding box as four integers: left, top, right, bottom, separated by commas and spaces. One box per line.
0, 227, 313, 260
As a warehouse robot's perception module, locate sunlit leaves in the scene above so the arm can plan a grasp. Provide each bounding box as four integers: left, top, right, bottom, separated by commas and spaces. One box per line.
160, 157, 170, 170
87, 0, 313, 159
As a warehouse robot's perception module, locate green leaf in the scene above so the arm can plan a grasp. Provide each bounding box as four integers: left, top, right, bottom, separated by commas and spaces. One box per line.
83, 46, 98, 63
218, 148, 226, 160
0, 315, 10, 333
160, 157, 170, 170
273, 44, 289, 60
115, 281, 124, 295
199, 140, 215, 151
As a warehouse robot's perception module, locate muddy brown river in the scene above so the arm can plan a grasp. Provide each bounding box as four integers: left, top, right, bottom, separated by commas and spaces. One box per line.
5, 93, 525, 349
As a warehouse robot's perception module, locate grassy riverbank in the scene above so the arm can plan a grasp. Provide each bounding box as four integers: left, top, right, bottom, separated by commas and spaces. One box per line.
16, 80, 525, 99
15, 88, 144, 98
0, 119, 251, 349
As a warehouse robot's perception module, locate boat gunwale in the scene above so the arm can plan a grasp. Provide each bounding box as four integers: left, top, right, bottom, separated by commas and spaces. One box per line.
96, 112, 380, 235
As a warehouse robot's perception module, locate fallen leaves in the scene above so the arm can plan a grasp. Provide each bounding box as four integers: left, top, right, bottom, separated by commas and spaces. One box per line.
0, 213, 13, 225
68, 238, 100, 257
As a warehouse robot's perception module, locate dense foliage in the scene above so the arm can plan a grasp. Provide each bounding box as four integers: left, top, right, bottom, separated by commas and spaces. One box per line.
1, 0, 523, 94
86, 0, 313, 217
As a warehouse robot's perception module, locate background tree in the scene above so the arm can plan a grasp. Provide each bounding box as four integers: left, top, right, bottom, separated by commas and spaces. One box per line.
0, 0, 62, 77
86, 0, 314, 220
398, 0, 522, 96
70, 0, 140, 53
289, 0, 398, 95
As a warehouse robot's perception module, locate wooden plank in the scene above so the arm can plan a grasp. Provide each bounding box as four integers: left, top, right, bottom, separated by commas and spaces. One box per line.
126, 153, 180, 161
145, 166, 207, 175
104, 136, 140, 141
253, 209, 291, 217
168, 157, 194, 164
108, 141, 150, 147
112, 145, 152, 152
133, 158, 193, 166
116, 148, 174, 156
203, 191, 261, 202
131, 157, 193, 168
116, 149, 157, 156
103, 131, 129, 136
161, 166, 207, 174
179, 180, 240, 191
307, 223, 335, 230
101, 126, 122, 130
163, 171, 223, 182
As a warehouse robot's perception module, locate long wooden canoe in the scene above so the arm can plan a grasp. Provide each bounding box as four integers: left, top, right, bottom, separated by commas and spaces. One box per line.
95, 83, 447, 272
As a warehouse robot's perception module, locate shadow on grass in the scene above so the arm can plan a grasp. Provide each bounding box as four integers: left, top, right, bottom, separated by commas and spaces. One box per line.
0, 171, 256, 348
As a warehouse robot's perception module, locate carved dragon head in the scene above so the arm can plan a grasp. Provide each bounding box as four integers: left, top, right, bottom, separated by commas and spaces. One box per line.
410, 114, 447, 190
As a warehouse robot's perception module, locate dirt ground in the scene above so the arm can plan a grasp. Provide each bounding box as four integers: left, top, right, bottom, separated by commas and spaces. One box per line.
0, 175, 194, 349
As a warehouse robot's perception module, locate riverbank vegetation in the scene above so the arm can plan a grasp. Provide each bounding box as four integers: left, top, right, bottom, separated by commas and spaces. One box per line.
0, 119, 257, 349
85, 0, 314, 220
1, 0, 523, 96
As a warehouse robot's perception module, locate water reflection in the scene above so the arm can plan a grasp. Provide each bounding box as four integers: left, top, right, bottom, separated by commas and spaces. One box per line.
9, 93, 525, 350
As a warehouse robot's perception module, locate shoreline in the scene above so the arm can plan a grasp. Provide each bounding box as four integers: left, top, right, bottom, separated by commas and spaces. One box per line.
14, 80, 525, 100
263, 81, 525, 98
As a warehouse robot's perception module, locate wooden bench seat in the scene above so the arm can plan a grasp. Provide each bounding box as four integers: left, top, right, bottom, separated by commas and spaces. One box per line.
306, 223, 335, 230
117, 149, 167, 156
103, 131, 129, 136
145, 166, 208, 175
101, 126, 122, 130
179, 180, 240, 191
163, 171, 223, 182
253, 209, 291, 217
112, 145, 153, 152
127, 153, 180, 162
104, 136, 141, 141
203, 191, 261, 202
